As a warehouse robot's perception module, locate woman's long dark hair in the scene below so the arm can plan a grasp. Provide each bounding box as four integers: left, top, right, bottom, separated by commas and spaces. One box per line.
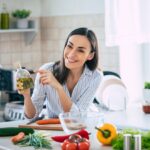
52, 27, 99, 84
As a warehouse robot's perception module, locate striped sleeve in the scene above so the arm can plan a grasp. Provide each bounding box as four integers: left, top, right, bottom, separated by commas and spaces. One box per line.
30, 63, 54, 118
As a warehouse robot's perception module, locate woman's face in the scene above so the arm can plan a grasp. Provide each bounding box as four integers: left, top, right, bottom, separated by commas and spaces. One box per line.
64, 35, 94, 70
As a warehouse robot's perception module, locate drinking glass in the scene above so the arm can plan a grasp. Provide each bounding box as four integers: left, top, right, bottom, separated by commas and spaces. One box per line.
59, 111, 104, 140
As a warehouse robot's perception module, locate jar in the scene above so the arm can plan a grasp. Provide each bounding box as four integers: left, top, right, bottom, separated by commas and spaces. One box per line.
16, 67, 34, 93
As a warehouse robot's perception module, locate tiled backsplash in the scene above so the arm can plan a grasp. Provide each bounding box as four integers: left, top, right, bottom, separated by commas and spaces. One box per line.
0, 14, 119, 73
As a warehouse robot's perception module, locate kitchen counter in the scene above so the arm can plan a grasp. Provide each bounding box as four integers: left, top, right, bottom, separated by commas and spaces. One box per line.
0, 119, 110, 150
104, 103, 150, 131
0, 103, 150, 150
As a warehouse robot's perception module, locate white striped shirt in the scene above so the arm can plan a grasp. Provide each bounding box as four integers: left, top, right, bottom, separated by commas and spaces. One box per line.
31, 62, 102, 118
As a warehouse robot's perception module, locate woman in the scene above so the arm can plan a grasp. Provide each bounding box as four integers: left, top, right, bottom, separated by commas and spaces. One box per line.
18, 27, 102, 119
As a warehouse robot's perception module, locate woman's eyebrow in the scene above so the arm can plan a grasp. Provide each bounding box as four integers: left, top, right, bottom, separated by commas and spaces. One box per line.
68, 41, 73, 45
68, 41, 86, 49
78, 46, 86, 49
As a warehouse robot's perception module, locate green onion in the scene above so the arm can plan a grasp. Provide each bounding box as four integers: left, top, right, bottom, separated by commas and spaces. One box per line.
15, 133, 52, 149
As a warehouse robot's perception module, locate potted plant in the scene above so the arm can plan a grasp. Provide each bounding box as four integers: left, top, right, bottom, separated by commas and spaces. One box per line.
143, 82, 150, 104
12, 9, 31, 29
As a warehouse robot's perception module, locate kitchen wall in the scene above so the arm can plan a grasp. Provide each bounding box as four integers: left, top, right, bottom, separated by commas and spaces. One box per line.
0, 0, 119, 73
0, 0, 42, 69
40, 0, 119, 72
41, 0, 104, 16
0, 28, 42, 69
40, 14, 119, 72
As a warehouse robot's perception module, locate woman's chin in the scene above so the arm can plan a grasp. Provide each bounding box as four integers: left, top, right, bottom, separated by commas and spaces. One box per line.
65, 63, 77, 69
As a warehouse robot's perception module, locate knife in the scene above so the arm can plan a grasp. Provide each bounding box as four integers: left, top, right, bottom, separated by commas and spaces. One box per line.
26, 114, 45, 125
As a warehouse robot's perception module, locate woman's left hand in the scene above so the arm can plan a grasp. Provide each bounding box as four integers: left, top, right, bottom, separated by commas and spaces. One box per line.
37, 69, 60, 89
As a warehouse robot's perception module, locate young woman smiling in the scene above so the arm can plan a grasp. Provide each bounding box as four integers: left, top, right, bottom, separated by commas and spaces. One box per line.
17, 27, 102, 119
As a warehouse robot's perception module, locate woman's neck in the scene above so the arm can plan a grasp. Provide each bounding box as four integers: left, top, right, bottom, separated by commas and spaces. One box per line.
66, 67, 85, 95
69, 67, 84, 79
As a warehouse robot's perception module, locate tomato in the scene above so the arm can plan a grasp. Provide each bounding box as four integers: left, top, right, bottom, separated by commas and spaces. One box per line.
78, 138, 90, 150
61, 139, 70, 150
68, 134, 82, 142
61, 134, 90, 150
78, 142, 90, 150
66, 142, 78, 150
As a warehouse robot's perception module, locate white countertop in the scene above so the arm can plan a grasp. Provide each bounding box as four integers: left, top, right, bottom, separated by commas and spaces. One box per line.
0, 104, 149, 150
104, 104, 150, 131
0, 120, 111, 150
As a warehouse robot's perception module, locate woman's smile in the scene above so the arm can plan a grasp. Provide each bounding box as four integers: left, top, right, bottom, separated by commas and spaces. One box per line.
66, 57, 78, 63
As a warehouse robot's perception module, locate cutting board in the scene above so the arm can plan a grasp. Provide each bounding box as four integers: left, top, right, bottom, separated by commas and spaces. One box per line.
19, 123, 63, 131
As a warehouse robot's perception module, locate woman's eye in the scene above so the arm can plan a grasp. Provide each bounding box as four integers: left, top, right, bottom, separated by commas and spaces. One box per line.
67, 45, 72, 48
78, 49, 84, 53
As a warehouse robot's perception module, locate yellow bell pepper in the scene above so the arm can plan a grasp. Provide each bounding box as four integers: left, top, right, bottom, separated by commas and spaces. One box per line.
95, 123, 117, 145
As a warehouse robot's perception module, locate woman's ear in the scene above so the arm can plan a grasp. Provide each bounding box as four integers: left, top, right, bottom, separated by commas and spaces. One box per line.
87, 52, 95, 60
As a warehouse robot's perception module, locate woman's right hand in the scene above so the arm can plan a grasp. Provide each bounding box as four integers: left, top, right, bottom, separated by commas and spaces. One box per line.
37, 69, 61, 89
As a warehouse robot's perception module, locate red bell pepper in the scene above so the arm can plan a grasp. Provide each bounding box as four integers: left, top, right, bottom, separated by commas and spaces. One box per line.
51, 129, 89, 143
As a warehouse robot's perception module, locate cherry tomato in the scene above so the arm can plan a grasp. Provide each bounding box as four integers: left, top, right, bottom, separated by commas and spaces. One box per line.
78, 138, 90, 150
83, 138, 90, 143
69, 134, 82, 142
66, 142, 78, 150
61, 135, 90, 150
78, 142, 90, 150
61, 139, 70, 150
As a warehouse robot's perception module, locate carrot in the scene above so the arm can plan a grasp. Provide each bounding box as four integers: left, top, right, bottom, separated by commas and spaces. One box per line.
36, 118, 60, 125
11, 132, 25, 143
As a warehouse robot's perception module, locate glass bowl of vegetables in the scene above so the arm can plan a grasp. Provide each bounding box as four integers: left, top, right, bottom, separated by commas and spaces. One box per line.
59, 111, 104, 136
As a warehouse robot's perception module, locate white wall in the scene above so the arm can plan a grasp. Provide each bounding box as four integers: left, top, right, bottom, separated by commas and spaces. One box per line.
41, 0, 104, 16
0, 0, 104, 17
143, 44, 150, 82
119, 45, 143, 102
0, 0, 41, 17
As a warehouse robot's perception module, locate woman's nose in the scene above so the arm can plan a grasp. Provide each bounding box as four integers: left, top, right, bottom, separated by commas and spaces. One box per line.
68, 49, 76, 58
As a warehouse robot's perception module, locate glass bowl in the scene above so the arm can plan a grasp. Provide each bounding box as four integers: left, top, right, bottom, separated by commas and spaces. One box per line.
59, 111, 104, 135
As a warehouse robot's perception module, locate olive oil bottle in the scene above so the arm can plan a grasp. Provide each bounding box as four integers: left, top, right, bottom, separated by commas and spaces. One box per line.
16, 64, 34, 93
1, 3, 9, 29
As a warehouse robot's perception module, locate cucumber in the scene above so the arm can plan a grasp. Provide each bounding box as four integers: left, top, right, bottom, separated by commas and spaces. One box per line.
0, 127, 34, 136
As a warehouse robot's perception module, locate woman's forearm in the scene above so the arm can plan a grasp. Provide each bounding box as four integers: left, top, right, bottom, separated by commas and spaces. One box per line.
24, 95, 36, 119
38, 69, 73, 112
56, 84, 73, 112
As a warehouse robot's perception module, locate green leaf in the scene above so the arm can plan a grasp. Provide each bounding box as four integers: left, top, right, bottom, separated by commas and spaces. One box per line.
12, 9, 31, 19
112, 129, 150, 150
144, 82, 150, 89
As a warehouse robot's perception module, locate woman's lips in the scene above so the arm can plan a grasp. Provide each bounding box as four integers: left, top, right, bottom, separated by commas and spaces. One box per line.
66, 58, 77, 63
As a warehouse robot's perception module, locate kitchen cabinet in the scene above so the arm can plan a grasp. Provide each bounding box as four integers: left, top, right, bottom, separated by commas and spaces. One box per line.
0, 20, 38, 45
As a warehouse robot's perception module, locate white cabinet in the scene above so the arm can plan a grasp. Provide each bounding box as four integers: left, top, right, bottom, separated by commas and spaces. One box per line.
0, 20, 38, 45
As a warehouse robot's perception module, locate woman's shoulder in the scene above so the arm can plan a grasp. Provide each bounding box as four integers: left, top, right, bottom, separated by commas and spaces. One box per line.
84, 65, 103, 77
93, 69, 103, 80
39, 62, 55, 70
85, 68, 103, 87
95, 68, 103, 77
85, 66, 103, 82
